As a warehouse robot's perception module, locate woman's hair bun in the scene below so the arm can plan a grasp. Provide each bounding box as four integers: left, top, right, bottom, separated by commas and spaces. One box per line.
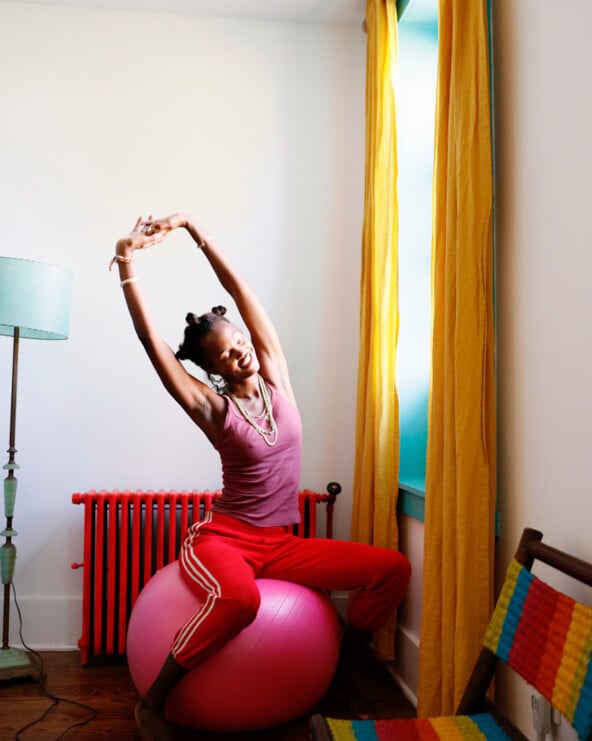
176, 305, 230, 378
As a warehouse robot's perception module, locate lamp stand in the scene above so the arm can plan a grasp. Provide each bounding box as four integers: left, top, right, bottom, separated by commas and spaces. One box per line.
0, 328, 39, 680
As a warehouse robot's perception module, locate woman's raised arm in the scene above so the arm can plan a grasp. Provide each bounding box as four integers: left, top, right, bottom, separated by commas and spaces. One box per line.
112, 216, 225, 442
150, 213, 295, 405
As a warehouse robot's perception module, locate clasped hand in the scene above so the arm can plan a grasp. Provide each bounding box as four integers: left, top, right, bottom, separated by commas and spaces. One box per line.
116, 213, 187, 253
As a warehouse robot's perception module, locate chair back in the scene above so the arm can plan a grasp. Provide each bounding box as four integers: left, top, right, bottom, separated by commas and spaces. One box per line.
482, 539, 592, 741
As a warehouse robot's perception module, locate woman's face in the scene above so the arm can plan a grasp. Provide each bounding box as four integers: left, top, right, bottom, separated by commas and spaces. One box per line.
200, 321, 259, 380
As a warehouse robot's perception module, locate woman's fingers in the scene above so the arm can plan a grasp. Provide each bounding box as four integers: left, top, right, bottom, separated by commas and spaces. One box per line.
124, 214, 171, 250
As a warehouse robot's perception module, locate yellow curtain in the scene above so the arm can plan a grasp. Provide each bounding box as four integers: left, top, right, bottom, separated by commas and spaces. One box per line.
418, 0, 495, 716
350, 0, 400, 661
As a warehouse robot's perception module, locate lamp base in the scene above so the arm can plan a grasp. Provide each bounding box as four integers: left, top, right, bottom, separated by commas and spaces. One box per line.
0, 646, 40, 681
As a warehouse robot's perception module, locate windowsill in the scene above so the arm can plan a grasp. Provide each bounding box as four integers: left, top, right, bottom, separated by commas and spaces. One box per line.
397, 479, 501, 535
398, 478, 425, 522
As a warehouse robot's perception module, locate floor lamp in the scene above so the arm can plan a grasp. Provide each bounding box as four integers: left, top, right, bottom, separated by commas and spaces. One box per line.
0, 256, 72, 681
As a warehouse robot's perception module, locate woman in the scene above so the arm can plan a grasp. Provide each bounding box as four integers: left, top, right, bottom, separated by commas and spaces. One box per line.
112, 213, 411, 741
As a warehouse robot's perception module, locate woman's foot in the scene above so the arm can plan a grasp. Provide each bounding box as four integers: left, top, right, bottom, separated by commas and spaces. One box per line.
133, 653, 187, 740
134, 700, 174, 741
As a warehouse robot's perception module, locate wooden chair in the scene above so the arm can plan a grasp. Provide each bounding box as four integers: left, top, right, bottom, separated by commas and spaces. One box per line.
310, 527, 592, 741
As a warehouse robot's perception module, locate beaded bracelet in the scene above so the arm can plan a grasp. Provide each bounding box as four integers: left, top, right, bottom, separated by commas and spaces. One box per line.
109, 254, 134, 271
120, 276, 140, 288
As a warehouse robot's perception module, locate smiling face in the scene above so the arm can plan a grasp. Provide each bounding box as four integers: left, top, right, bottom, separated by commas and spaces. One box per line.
200, 321, 260, 381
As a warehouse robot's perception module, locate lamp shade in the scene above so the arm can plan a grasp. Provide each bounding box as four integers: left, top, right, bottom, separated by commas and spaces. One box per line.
0, 257, 72, 340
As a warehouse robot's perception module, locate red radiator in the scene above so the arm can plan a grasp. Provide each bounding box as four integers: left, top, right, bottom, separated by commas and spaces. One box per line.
71, 483, 341, 665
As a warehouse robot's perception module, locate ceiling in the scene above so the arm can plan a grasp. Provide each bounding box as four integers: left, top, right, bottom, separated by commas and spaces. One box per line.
1, 0, 368, 24
1, 0, 436, 25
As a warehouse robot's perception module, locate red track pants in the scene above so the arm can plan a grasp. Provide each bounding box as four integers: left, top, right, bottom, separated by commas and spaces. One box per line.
172, 512, 411, 668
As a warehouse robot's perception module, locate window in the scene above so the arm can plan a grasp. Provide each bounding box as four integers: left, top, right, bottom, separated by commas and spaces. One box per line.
396, 0, 438, 520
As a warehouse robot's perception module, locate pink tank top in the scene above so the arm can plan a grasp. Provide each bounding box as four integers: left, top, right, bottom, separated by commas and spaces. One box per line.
211, 381, 302, 527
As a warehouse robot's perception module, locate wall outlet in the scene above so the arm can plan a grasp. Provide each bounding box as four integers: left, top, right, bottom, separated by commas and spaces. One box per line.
531, 692, 552, 737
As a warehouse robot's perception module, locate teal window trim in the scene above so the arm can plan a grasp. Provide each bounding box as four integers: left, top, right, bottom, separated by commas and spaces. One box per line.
397, 485, 500, 537
397, 0, 414, 18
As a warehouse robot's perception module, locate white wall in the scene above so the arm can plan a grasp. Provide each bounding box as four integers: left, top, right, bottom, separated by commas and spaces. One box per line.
494, 2, 592, 739
0, 2, 365, 648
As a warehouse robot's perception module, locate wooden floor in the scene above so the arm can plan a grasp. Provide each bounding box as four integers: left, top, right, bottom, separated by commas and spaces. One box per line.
0, 646, 415, 740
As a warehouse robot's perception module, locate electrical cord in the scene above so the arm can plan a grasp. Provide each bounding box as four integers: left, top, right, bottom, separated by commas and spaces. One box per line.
11, 583, 98, 740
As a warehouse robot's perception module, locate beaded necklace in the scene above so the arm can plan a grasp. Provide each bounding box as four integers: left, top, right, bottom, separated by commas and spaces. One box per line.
228, 375, 279, 447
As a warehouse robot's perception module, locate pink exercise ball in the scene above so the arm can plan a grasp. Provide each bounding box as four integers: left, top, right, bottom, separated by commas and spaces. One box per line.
126, 561, 341, 732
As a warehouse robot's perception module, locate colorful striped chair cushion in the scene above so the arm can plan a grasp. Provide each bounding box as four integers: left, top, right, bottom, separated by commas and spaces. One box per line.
484, 559, 592, 741
325, 715, 512, 740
